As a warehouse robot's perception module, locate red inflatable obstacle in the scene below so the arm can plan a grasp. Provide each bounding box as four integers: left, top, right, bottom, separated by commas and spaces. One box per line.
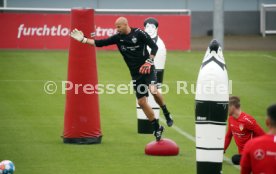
63, 8, 102, 144
145, 138, 179, 156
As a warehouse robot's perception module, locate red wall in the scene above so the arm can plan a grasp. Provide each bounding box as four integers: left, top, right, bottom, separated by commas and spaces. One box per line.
0, 13, 190, 50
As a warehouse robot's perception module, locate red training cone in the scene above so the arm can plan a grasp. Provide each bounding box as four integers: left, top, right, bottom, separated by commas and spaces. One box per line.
145, 138, 179, 156
63, 8, 102, 144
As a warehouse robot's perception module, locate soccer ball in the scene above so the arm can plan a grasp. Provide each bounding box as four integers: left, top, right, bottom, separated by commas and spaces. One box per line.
0, 160, 15, 174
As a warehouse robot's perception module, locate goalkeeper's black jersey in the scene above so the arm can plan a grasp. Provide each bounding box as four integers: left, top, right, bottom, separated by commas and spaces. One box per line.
95, 28, 158, 75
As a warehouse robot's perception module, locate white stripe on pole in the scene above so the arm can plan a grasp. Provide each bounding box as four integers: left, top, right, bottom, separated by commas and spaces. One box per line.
196, 149, 224, 162
195, 124, 226, 148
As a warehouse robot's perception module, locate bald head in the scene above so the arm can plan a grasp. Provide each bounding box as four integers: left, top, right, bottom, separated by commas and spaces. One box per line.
115, 17, 128, 25
115, 17, 131, 35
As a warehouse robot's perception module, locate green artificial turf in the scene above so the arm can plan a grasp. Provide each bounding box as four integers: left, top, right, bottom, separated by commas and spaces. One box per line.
0, 50, 275, 174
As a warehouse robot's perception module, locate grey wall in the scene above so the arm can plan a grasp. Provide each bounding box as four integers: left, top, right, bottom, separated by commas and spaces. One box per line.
6, 0, 276, 11
192, 11, 276, 36
4, 0, 276, 36
96, 0, 186, 9
192, 11, 261, 36
7, 0, 97, 8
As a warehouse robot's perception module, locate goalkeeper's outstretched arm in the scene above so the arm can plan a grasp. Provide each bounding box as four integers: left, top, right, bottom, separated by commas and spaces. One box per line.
70, 28, 95, 46
70, 28, 117, 47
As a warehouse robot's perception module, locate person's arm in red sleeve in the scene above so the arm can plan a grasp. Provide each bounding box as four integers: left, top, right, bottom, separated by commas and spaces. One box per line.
245, 117, 265, 137
252, 122, 265, 137
224, 120, 233, 152
240, 141, 252, 174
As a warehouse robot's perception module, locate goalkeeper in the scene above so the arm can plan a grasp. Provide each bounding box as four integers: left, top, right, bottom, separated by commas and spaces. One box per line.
70, 17, 173, 141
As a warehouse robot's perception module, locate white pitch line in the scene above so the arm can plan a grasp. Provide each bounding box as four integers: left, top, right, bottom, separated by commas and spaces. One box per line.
226, 54, 276, 61
263, 54, 276, 61
159, 118, 241, 170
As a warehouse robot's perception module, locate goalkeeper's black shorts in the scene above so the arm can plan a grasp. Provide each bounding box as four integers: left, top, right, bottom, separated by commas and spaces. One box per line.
132, 65, 157, 99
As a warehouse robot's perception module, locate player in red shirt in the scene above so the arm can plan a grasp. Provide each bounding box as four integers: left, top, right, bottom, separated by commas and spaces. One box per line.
241, 104, 276, 174
224, 96, 265, 165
